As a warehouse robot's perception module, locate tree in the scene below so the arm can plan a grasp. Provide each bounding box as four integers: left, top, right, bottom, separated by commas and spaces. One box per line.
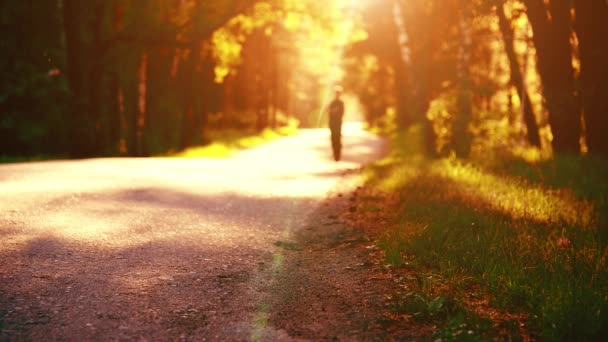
495, 0, 541, 147
452, 0, 474, 157
0, 0, 69, 156
574, 0, 608, 157
62, 0, 110, 156
392, 0, 458, 155
60, 0, 266, 157
523, 0, 580, 153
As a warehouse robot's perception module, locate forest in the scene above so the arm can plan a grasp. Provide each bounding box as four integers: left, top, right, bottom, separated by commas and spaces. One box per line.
1, 0, 606, 160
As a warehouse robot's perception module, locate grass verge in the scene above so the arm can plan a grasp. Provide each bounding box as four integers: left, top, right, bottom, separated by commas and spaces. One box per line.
170, 125, 298, 158
0, 155, 66, 164
361, 125, 607, 341
2, 124, 298, 163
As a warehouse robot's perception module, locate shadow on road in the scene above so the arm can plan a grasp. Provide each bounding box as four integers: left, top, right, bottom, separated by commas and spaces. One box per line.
0, 188, 324, 340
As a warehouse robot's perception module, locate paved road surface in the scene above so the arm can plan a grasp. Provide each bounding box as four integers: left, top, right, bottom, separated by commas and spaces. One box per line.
0, 123, 387, 341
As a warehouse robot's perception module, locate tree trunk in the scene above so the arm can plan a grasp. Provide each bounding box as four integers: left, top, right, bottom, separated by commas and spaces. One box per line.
136, 52, 148, 156
109, 0, 125, 155
62, 0, 91, 157
145, 46, 188, 154
120, 53, 142, 157
392, 0, 438, 156
524, 0, 580, 153
109, 71, 121, 154
180, 42, 202, 150
574, 0, 608, 157
180, 0, 212, 149
453, 0, 473, 158
63, 0, 109, 157
393, 59, 411, 128
392, 0, 412, 129
269, 41, 278, 129
198, 51, 214, 143
496, 1, 541, 147
89, 0, 106, 155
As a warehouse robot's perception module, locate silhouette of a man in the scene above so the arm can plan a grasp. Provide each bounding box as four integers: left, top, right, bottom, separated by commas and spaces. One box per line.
328, 87, 345, 161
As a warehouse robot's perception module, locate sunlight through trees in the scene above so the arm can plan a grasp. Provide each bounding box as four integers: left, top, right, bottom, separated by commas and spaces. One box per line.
1, 0, 607, 159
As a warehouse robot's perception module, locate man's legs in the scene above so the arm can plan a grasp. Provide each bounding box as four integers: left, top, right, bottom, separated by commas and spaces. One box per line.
330, 125, 341, 161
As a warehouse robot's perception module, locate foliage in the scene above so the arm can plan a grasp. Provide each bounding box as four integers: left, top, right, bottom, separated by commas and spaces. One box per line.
0, 0, 69, 156
3, 0, 606, 160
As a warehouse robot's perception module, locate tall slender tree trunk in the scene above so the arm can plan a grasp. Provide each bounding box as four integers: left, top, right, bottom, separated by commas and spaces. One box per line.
198, 51, 214, 143
121, 53, 142, 156
62, 0, 91, 157
392, 0, 437, 156
496, 1, 541, 147
393, 59, 411, 128
145, 46, 186, 154
574, 0, 608, 157
109, 71, 121, 154
453, 0, 473, 157
255, 31, 272, 132
89, 0, 106, 155
63, 0, 84, 103
136, 52, 148, 156
180, 42, 202, 150
63, 0, 109, 157
524, 0, 580, 153
392, 0, 412, 129
109, 1, 125, 155
269, 41, 278, 129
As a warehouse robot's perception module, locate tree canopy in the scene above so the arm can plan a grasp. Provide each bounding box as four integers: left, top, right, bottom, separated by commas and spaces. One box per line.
1, 0, 607, 159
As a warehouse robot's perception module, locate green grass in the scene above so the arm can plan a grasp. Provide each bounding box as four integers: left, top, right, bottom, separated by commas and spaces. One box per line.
169, 124, 298, 158
365, 125, 608, 341
0, 154, 66, 163
2, 124, 298, 163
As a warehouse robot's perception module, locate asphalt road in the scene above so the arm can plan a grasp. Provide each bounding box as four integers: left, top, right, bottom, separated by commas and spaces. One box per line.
0, 122, 387, 341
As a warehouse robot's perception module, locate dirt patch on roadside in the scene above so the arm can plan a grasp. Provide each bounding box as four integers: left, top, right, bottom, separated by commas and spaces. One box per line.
265, 170, 530, 341
265, 176, 434, 341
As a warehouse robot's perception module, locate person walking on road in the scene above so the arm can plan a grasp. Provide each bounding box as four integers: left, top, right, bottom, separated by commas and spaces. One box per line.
328, 86, 345, 161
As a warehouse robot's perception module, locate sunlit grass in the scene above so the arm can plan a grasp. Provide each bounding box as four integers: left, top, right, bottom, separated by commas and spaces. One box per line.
364, 125, 608, 340
430, 159, 595, 227
171, 125, 298, 159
